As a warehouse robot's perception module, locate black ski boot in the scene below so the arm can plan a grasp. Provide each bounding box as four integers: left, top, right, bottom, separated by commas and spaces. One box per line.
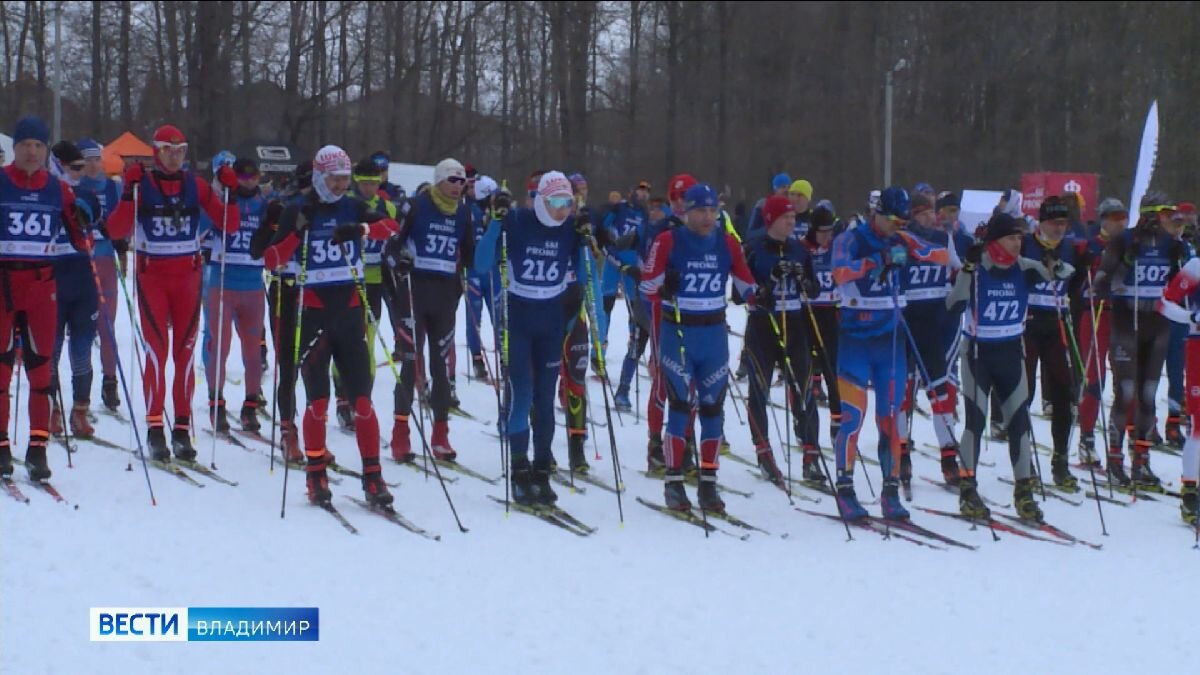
568, 434, 589, 474
148, 426, 170, 462
530, 459, 557, 506
362, 465, 394, 509
24, 439, 51, 482
682, 436, 697, 478
756, 447, 784, 487
663, 470, 691, 511
898, 444, 913, 499
646, 435, 665, 474
1165, 415, 1185, 450
696, 469, 725, 514
335, 399, 355, 431
1078, 435, 1100, 469
1132, 460, 1162, 491
208, 397, 230, 434
0, 438, 12, 478
471, 354, 490, 383
802, 454, 825, 483
958, 476, 990, 520
306, 456, 332, 505
449, 382, 461, 409
511, 456, 534, 506
1051, 456, 1079, 491
990, 420, 1008, 441
940, 446, 962, 486
171, 424, 197, 462
1013, 477, 1044, 523
240, 400, 261, 433
101, 376, 120, 412
1181, 483, 1198, 526
1106, 451, 1131, 488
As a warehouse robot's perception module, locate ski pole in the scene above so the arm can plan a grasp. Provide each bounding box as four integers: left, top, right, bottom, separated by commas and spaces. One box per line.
83, 237, 156, 504
345, 241, 467, 533
778, 279, 794, 497
498, 228, 511, 509
668, 298, 706, 537
268, 276, 282, 471
401, 267, 433, 479
1086, 267, 1115, 498
741, 321, 794, 497
281, 229, 309, 519
579, 243, 625, 520
209, 188, 230, 470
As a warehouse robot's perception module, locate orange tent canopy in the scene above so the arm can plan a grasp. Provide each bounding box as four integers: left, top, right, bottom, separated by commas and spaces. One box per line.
102, 131, 154, 176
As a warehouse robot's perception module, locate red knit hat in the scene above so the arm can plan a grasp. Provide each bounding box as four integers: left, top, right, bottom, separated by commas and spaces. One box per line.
667, 174, 697, 202
153, 124, 187, 146
762, 195, 795, 226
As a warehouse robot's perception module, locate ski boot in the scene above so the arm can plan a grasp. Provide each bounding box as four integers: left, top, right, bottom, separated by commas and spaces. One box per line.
613, 386, 632, 413
306, 454, 333, 505
531, 459, 558, 506
1051, 457, 1079, 491
958, 476, 990, 520
1165, 416, 1185, 450
147, 426, 170, 462
898, 444, 913, 499
880, 479, 909, 521
1013, 477, 1044, 523
696, 469, 725, 514
280, 421, 303, 463
362, 465, 394, 509
101, 376, 120, 412
568, 433, 589, 474
801, 447, 825, 483
1041, 400, 1053, 418
69, 403, 95, 438
209, 398, 230, 434
1131, 459, 1163, 492
431, 421, 457, 461
646, 435, 665, 474
171, 423, 197, 462
1149, 426, 1165, 448
240, 400, 261, 433
25, 437, 51, 482
390, 415, 414, 463
811, 379, 828, 407
734, 364, 748, 382
755, 446, 784, 487
1077, 435, 1100, 469
1181, 483, 1198, 526
471, 354, 490, 383
1106, 451, 1132, 489
940, 446, 962, 486
834, 477, 868, 521
990, 420, 1008, 441
49, 401, 64, 436
663, 470, 691, 512
0, 438, 12, 477
335, 398, 355, 431
448, 382, 461, 410
511, 456, 534, 506
682, 437, 697, 478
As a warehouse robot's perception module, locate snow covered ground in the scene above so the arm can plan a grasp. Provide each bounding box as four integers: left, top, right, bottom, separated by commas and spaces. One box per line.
3, 294, 1199, 675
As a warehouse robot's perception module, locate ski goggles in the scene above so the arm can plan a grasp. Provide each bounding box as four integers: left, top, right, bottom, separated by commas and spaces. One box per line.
544, 196, 574, 210
352, 173, 383, 183
154, 142, 189, 154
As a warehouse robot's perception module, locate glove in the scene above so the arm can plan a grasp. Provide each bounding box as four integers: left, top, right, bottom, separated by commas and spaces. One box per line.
216, 165, 238, 191
620, 263, 641, 282
659, 268, 680, 301
293, 205, 313, 234
574, 212, 593, 238
887, 244, 908, 267
121, 163, 144, 199
332, 222, 366, 244
771, 259, 797, 280
384, 237, 414, 273
800, 276, 820, 299
490, 190, 512, 220
965, 243, 984, 265
753, 284, 776, 311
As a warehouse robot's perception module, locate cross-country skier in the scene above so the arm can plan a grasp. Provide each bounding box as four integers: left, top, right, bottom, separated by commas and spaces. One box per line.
76, 138, 123, 413
797, 204, 841, 482
472, 171, 595, 505
1090, 191, 1189, 489
829, 186, 948, 521
204, 157, 268, 433
641, 183, 758, 513
742, 195, 818, 486
262, 145, 400, 506
1157, 251, 1200, 523
464, 175, 502, 383
386, 159, 474, 463
947, 213, 1073, 521
0, 117, 92, 481
103, 124, 240, 461
602, 181, 649, 410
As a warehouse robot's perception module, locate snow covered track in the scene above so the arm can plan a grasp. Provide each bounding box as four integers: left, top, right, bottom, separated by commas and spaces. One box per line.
3, 296, 1198, 674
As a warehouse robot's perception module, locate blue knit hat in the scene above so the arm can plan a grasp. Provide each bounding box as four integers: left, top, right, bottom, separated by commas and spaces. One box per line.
77, 138, 102, 159
771, 173, 792, 192
684, 183, 719, 211
12, 116, 49, 145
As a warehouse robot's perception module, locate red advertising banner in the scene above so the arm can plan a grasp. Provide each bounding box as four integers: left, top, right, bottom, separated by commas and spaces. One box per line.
1020, 172, 1099, 223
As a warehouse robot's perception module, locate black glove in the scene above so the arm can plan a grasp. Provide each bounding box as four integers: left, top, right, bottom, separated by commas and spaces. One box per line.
293, 205, 313, 234
965, 243, 984, 264
1041, 247, 1060, 274
770, 259, 797, 280
574, 211, 593, 238
754, 284, 776, 311
620, 263, 641, 282
383, 236, 413, 273
659, 268, 680, 301
490, 190, 512, 221
800, 276, 820, 298
332, 222, 365, 244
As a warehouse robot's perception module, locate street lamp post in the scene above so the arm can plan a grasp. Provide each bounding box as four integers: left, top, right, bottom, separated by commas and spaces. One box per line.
883, 58, 908, 188
53, 1, 62, 142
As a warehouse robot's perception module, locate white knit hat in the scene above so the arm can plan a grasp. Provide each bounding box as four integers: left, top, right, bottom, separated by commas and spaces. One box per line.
434, 158, 465, 185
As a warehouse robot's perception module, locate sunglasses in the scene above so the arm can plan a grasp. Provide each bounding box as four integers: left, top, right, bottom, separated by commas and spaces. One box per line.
887, 215, 908, 224
446, 176, 467, 185
545, 196, 574, 209
68, 162, 85, 171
